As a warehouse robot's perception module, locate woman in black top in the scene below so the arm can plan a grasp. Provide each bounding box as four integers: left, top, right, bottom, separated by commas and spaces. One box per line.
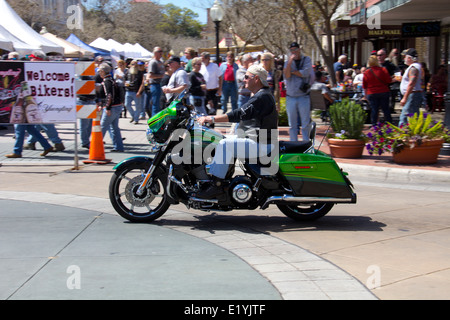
188, 57, 207, 114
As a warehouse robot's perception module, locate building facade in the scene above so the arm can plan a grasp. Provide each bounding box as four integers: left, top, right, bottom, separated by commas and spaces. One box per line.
333, 0, 450, 74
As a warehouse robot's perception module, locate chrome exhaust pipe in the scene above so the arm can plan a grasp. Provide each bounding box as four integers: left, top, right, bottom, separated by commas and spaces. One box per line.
261, 194, 356, 210
189, 197, 219, 204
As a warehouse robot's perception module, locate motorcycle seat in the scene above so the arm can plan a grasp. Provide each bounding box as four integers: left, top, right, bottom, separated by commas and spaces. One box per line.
279, 141, 312, 154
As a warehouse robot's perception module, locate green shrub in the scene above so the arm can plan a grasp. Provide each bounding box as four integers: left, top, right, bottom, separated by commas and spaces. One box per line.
328, 98, 366, 140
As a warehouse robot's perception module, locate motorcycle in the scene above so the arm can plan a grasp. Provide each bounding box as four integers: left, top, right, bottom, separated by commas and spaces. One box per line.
109, 91, 356, 223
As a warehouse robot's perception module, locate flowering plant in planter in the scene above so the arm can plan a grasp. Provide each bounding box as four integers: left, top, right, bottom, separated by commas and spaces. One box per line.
366, 111, 450, 156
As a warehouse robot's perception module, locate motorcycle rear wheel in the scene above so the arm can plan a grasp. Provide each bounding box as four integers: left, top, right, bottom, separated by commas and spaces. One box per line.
277, 203, 334, 221
109, 162, 170, 223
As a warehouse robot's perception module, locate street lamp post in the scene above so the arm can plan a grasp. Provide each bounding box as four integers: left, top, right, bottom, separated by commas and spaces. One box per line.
210, 0, 224, 65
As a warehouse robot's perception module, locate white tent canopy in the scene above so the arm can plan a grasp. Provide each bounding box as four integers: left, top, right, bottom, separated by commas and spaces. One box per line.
122, 43, 140, 59
0, 0, 63, 55
134, 43, 152, 58
41, 32, 94, 59
107, 39, 125, 52
89, 37, 114, 51
89, 37, 152, 59
0, 26, 14, 52
0, 25, 37, 55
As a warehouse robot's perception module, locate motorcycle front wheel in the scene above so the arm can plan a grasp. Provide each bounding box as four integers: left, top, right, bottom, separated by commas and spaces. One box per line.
277, 203, 334, 221
109, 162, 170, 223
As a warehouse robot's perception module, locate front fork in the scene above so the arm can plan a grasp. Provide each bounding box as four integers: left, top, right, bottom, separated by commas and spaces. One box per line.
136, 164, 156, 196
135, 140, 176, 196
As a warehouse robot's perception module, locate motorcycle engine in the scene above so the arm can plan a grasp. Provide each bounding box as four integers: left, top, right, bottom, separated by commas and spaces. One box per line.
230, 176, 253, 204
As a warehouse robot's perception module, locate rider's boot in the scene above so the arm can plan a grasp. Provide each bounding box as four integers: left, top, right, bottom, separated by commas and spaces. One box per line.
196, 176, 224, 199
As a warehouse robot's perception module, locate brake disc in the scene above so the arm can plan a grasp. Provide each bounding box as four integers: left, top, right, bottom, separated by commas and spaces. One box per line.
124, 175, 156, 207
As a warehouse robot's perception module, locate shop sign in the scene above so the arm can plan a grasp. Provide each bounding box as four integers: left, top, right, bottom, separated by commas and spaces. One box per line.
368, 29, 401, 36
402, 22, 441, 37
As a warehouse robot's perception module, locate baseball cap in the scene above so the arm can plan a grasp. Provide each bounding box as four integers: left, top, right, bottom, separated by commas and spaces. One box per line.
167, 56, 181, 64
403, 48, 418, 58
137, 60, 145, 65
289, 42, 300, 49
247, 64, 269, 87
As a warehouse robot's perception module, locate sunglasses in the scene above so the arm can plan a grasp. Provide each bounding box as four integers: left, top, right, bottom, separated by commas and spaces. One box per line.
244, 74, 255, 80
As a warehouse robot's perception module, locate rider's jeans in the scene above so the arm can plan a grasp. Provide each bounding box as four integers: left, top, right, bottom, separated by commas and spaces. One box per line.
209, 136, 274, 179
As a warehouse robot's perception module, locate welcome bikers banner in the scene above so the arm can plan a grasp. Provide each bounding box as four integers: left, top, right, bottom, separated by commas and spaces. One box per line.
0, 61, 76, 124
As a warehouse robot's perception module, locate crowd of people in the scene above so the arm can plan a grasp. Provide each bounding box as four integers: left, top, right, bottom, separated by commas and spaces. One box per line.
2, 43, 449, 158
317, 47, 448, 127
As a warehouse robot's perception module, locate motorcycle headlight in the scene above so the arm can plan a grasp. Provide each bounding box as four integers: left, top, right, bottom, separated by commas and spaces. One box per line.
146, 128, 155, 143
146, 128, 166, 152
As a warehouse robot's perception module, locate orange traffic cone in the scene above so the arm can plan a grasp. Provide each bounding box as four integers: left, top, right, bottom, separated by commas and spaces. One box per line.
83, 110, 111, 165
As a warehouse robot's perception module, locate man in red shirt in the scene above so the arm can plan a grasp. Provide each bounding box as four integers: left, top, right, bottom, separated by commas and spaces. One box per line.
219, 51, 239, 112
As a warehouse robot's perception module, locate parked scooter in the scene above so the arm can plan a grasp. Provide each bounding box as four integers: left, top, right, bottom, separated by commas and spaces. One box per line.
109, 92, 356, 223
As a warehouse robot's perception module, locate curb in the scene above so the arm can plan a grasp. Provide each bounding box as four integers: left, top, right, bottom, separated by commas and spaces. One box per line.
339, 163, 450, 192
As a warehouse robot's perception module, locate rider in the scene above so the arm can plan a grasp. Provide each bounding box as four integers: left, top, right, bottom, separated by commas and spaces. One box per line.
196, 64, 278, 199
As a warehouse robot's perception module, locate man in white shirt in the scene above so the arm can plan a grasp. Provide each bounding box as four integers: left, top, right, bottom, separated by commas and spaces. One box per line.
399, 48, 423, 126
200, 52, 222, 115
162, 56, 189, 102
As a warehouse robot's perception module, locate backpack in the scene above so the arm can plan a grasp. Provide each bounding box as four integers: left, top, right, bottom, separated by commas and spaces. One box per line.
103, 77, 124, 106
112, 79, 124, 105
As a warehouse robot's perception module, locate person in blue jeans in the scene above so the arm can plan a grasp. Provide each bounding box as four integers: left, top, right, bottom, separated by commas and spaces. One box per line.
283, 42, 313, 142
79, 118, 92, 148
6, 124, 53, 158
399, 48, 423, 126
146, 47, 165, 116
97, 63, 124, 152
24, 124, 65, 151
124, 60, 145, 124
219, 51, 239, 112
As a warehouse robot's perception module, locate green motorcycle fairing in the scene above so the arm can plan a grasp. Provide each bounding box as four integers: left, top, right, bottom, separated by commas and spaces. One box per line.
147, 104, 178, 134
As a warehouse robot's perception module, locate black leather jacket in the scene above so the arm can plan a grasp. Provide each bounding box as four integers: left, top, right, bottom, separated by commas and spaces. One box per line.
226, 87, 278, 143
